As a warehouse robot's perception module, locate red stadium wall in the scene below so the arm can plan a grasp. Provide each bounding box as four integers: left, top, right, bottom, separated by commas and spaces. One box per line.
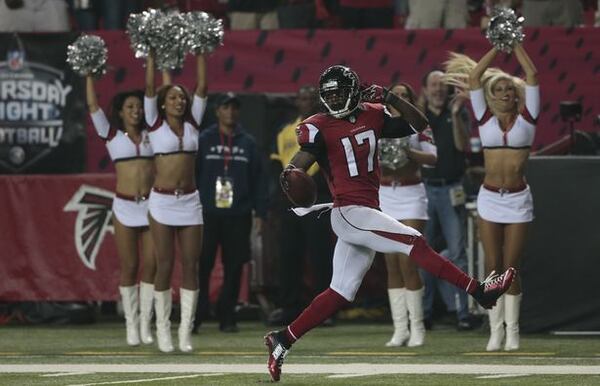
0, 174, 249, 302
87, 27, 600, 172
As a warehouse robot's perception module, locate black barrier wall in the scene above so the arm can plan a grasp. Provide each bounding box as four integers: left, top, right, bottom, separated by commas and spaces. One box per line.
521, 156, 600, 332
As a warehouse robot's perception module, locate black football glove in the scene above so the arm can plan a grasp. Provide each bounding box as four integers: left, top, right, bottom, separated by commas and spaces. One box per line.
360, 84, 388, 104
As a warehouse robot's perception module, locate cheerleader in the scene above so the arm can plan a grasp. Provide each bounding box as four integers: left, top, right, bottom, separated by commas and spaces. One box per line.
85, 74, 155, 347
379, 83, 437, 347
444, 42, 539, 351
144, 52, 207, 353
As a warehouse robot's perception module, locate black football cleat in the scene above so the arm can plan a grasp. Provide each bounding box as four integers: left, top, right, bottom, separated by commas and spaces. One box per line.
472, 268, 516, 309
264, 331, 289, 382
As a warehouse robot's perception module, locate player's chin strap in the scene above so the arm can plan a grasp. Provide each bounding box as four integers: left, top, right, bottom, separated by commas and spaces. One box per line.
291, 202, 333, 218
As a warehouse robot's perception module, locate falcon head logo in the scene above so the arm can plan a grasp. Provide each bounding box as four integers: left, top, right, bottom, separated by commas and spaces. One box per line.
63, 185, 114, 270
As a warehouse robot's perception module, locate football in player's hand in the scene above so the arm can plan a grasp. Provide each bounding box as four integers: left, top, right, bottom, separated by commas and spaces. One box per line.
280, 168, 317, 208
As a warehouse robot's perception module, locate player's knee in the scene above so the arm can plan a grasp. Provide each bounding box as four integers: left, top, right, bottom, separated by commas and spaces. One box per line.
329, 283, 357, 302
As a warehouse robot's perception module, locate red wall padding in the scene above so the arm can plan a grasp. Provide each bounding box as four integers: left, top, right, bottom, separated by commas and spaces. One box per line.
88, 27, 600, 171
0, 174, 249, 302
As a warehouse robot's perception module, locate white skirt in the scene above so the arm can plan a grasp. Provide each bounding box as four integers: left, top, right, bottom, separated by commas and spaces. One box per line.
148, 190, 203, 226
112, 196, 150, 227
477, 185, 534, 224
378, 183, 429, 221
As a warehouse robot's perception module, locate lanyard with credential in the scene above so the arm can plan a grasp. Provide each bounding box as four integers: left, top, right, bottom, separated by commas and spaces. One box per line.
219, 130, 233, 176
216, 130, 235, 209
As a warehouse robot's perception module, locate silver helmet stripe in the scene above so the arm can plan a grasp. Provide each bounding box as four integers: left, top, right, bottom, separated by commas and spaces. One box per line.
319, 65, 360, 118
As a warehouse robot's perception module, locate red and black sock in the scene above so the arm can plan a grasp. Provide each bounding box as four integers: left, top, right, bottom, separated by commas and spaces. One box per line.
409, 236, 477, 294
284, 288, 350, 346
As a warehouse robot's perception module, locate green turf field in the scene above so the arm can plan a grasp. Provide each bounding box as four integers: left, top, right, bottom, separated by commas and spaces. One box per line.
1, 321, 599, 385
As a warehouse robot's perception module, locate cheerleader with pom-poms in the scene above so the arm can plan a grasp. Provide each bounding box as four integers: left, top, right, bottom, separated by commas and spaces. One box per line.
133, 10, 222, 354
443, 8, 539, 352
68, 34, 159, 348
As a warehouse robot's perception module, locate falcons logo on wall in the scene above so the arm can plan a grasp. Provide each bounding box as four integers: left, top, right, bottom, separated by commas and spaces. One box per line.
63, 185, 114, 270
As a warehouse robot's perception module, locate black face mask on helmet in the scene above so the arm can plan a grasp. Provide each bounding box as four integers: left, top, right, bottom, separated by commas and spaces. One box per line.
318, 65, 361, 118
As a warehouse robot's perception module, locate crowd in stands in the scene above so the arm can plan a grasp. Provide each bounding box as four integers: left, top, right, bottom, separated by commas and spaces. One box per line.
1, 0, 599, 32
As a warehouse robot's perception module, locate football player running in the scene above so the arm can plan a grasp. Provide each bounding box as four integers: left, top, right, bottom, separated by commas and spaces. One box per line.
264, 65, 516, 382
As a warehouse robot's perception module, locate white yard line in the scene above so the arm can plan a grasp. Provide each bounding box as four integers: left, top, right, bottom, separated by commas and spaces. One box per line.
42, 372, 94, 377
477, 374, 532, 379
66, 374, 212, 386
328, 373, 385, 379
1, 364, 600, 375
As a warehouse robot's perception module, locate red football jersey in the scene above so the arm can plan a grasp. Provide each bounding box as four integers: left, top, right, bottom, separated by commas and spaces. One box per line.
297, 103, 388, 208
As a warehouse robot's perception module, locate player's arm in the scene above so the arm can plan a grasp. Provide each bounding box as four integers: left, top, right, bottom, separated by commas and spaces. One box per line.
280, 150, 317, 194
286, 150, 316, 172
362, 84, 428, 134
384, 92, 428, 133
290, 122, 323, 171
281, 120, 320, 193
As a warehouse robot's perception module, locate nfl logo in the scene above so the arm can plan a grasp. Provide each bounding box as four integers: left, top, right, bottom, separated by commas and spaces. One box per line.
8, 50, 25, 71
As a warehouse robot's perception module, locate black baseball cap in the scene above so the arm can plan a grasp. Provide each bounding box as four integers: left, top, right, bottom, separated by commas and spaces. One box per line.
215, 92, 241, 108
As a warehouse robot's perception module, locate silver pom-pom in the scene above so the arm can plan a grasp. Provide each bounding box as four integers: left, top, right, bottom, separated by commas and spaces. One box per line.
154, 12, 188, 70
486, 7, 525, 53
378, 138, 410, 170
127, 9, 223, 70
126, 8, 166, 59
184, 11, 224, 55
66, 34, 107, 76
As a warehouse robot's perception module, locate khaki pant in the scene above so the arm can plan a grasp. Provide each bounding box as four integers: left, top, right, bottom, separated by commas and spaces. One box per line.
522, 0, 583, 27
229, 11, 279, 30
0, 0, 69, 32
406, 0, 468, 29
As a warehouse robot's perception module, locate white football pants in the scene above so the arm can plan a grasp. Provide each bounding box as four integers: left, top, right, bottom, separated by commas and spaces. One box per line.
329, 205, 421, 301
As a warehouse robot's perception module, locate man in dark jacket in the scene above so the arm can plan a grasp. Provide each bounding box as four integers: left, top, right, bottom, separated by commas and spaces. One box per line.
194, 92, 267, 332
